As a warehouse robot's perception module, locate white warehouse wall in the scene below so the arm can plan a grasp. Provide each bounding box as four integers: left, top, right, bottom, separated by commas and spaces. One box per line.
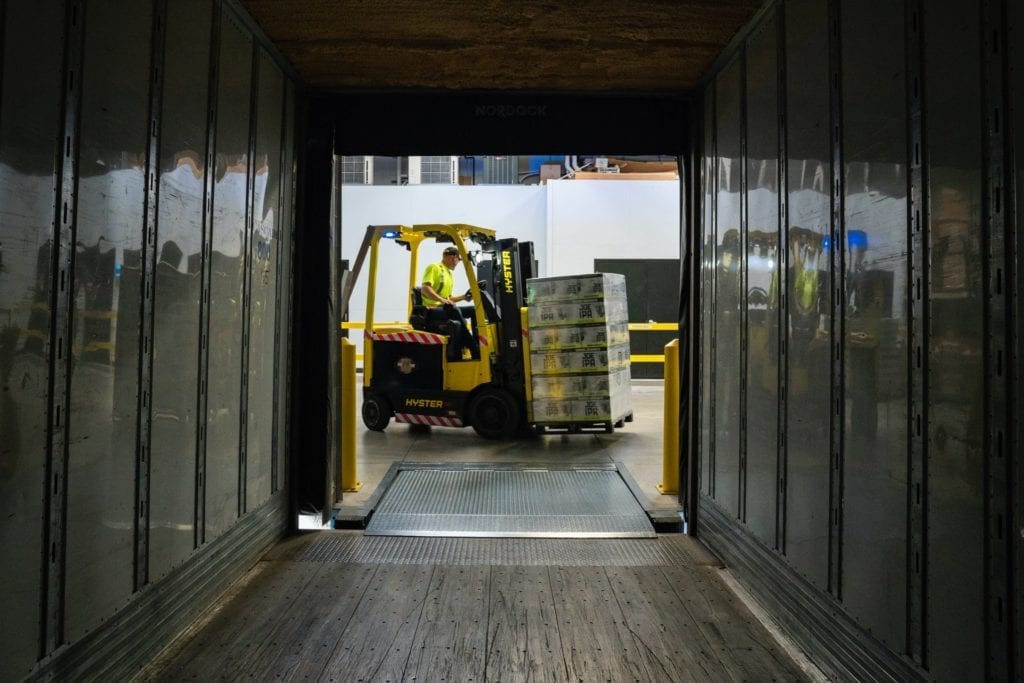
546, 179, 680, 276
341, 180, 680, 356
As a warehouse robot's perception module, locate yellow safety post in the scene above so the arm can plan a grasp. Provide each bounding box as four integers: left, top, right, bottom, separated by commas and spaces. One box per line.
340, 338, 362, 492
658, 339, 680, 494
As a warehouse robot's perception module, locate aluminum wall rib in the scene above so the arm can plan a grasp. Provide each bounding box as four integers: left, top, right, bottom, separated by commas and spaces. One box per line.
699, 86, 716, 500
1010, 0, 1024, 670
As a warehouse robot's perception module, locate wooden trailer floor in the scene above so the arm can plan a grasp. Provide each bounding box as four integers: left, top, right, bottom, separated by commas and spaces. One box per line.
142, 531, 811, 682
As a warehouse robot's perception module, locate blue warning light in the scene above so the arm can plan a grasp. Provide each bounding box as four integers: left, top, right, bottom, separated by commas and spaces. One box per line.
847, 230, 868, 250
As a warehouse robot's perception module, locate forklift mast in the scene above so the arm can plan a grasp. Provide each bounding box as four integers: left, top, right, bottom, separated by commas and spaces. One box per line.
478, 238, 536, 405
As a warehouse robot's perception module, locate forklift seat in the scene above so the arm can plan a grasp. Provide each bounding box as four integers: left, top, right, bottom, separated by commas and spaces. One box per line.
409, 287, 459, 335
410, 287, 477, 361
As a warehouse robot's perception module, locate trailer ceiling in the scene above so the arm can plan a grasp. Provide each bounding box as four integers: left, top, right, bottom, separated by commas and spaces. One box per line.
236, 0, 764, 92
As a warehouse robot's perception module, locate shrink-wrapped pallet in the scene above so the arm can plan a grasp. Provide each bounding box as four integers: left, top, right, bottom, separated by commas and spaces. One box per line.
525, 273, 632, 429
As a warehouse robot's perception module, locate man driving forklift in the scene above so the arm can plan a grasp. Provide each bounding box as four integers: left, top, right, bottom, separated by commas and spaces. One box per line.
352, 223, 531, 438
420, 245, 479, 360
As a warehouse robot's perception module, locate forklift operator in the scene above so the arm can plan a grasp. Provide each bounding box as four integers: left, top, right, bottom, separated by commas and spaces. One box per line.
421, 246, 479, 359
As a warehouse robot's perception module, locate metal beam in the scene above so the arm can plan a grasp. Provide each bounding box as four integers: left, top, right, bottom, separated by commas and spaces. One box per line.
982, 0, 1012, 677
905, 0, 928, 665
134, 0, 168, 593
775, 1, 789, 555
827, 0, 846, 600
42, 0, 84, 656
195, 0, 223, 547
238, 29, 259, 516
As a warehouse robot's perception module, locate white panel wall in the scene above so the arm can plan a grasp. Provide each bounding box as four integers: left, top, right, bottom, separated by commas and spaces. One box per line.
546, 179, 680, 276
340, 180, 680, 357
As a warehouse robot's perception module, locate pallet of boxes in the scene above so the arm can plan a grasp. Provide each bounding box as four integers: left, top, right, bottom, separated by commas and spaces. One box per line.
525, 273, 633, 433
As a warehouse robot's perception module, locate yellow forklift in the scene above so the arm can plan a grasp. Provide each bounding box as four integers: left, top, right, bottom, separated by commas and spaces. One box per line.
343, 223, 537, 439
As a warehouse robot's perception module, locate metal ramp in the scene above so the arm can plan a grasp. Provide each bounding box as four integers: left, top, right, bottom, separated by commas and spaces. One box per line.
363, 465, 656, 538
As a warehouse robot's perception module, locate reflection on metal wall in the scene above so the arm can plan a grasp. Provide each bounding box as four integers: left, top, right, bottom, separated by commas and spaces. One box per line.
923, 1, 985, 675
699, 92, 715, 501
247, 50, 285, 513
150, 0, 212, 583
782, 0, 831, 593
713, 57, 742, 517
743, 14, 779, 547
696, 0, 1021, 679
0, 0, 296, 677
64, 0, 153, 643
0, 2, 64, 678
276, 87, 296, 494
206, 8, 252, 542
840, 0, 908, 649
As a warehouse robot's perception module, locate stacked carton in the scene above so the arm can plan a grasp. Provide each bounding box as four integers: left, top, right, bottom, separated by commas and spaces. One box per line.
526, 273, 632, 426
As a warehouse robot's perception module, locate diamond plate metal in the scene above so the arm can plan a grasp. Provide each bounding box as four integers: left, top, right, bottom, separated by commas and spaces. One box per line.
364, 469, 655, 538
288, 534, 697, 566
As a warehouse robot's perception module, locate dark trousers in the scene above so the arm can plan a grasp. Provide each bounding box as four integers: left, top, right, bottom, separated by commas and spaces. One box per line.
427, 305, 479, 360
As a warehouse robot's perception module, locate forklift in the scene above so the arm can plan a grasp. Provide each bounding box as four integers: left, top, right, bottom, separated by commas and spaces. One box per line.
343, 223, 537, 439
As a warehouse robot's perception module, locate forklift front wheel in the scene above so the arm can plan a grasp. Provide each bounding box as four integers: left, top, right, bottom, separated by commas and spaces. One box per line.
468, 387, 520, 440
362, 395, 391, 432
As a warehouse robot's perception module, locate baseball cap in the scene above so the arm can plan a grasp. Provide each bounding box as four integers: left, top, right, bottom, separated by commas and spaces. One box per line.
443, 246, 459, 256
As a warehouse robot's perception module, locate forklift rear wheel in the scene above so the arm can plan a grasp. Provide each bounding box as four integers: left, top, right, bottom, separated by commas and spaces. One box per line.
362, 395, 391, 431
468, 387, 520, 440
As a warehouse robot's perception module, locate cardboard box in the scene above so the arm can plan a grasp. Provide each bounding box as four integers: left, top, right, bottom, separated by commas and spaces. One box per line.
531, 392, 632, 424
540, 163, 563, 182
531, 366, 632, 399
528, 321, 630, 350
527, 299, 629, 328
526, 273, 627, 305
530, 343, 631, 375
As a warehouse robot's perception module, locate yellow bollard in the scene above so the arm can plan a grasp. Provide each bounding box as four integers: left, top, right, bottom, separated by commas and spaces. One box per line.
658, 339, 679, 494
340, 338, 362, 492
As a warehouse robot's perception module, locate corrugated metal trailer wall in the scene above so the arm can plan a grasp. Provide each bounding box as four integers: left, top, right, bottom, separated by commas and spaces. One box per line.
692, 0, 1022, 679
0, 1, 297, 679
